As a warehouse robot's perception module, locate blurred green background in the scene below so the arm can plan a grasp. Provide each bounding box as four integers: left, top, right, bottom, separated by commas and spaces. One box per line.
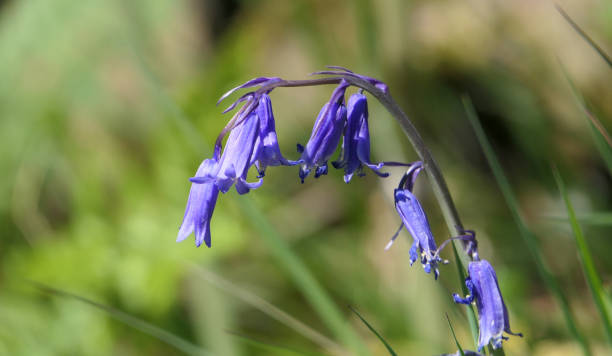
1, 0, 611, 355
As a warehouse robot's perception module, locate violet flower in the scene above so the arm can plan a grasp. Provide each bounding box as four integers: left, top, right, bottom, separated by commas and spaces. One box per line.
250, 93, 299, 177
386, 162, 444, 279
192, 91, 297, 194
180, 80, 297, 246
332, 92, 388, 183
177, 158, 220, 248
204, 109, 263, 195
298, 81, 349, 182
453, 260, 522, 351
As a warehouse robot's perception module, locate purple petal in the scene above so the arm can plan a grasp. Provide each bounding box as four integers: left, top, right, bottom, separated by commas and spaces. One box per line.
299, 83, 349, 181
215, 111, 260, 193
333, 93, 388, 182
394, 187, 442, 277
454, 260, 522, 351
235, 177, 264, 195
222, 92, 254, 114
250, 94, 299, 174
177, 158, 220, 248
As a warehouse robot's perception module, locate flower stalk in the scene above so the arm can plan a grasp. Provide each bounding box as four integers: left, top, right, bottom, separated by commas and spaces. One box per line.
255, 73, 471, 261
178, 68, 523, 351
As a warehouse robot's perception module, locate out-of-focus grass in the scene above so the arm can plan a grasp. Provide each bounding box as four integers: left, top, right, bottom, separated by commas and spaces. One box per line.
31, 282, 211, 356
463, 96, 590, 355
555, 5, 612, 69
228, 332, 329, 356
553, 167, 612, 347
1, 0, 612, 355
445, 313, 465, 356
349, 306, 397, 356
559, 62, 612, 177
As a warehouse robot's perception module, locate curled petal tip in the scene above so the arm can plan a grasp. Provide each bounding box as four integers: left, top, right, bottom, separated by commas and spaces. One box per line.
176, 232, 188, 243
384, 240, 394, 251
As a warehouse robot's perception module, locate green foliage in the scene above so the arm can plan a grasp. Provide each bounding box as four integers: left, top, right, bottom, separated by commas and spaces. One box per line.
32, 282, 211, 355
349, 306, 397, 356
445, 314, 465, 356
553, 168, 612, 347
463, 96, 591, 355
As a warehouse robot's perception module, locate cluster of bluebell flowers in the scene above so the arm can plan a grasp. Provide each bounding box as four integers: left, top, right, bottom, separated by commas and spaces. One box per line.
177, 68, 521, 351
385, 164, 521, 351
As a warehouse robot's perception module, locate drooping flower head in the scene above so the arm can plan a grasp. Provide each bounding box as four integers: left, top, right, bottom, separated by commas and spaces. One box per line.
386, 162, 444, 279
250, 93, 299, 177
179, 78, 297, 247
191, 81, 297, 194
332, 92, 388, 183
298, 80, 349, 182
177, 158, 220, 247
453, 260, 522, 351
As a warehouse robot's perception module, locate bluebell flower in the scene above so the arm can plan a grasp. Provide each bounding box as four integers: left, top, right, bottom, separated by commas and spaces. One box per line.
180, 80, 298, 246
250, 93, 299, 177
193, 109, 263, 195
453, 260, 522, 351
177, 158, 220, 247
298, 81, 349, 182
219, 112, 262, 194
386, 162, 444, 279
192, 90, 296, 194
332, 92, 388, 183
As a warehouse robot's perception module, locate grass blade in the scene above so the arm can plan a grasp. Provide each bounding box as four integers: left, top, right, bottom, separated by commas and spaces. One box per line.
348, 306, 396, 356
445, 313, 465, 356
552, 167, 612, 347
545, 212, 612, 227
555, 5, 612, 68
228, 332, 329, 356
30, 281, 211, 356
190, 265, 345, 355
462, 95, 591, 356
238, 199, 369, 355
558, 62, 612, 176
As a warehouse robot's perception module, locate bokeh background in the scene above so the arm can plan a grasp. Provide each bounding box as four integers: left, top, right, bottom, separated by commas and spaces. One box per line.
1, 0, 611, 355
